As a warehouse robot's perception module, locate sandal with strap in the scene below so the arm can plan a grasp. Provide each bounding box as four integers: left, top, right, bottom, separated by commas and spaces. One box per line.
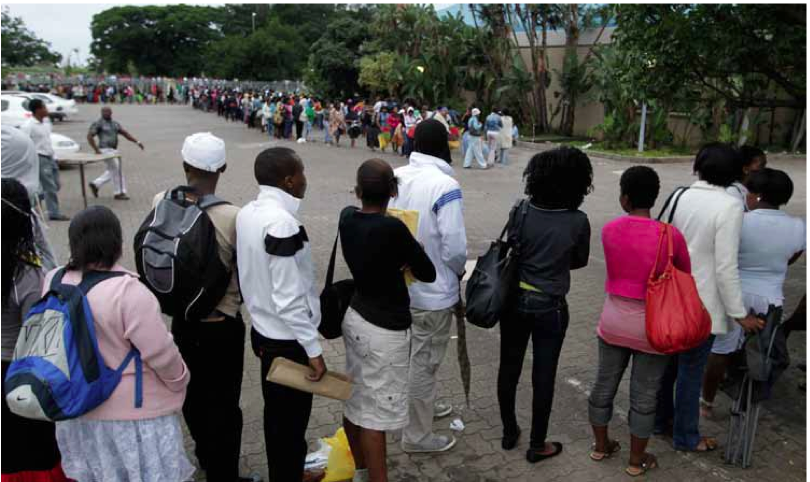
626, 453, 658, 477
590, 439, 621, 461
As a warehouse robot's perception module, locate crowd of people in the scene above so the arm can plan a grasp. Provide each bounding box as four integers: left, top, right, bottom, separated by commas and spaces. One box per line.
0, 93, 805, 482
188, 88, 521, 166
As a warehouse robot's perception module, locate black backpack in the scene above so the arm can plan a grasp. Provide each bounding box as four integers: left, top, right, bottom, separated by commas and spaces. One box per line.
134, 186, 232, 321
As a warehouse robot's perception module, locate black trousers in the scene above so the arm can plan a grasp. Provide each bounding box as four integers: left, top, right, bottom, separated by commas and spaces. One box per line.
173, 315, 246, 482
251, 328, 313, 482
497, 291, 569, 449
295, 120, 304, 139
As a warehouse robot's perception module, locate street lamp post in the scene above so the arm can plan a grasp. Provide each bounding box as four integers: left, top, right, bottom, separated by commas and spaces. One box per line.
252, 12, 256, 33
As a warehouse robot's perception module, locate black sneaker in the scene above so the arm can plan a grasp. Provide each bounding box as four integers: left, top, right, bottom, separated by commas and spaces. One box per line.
89, 182, 99, 198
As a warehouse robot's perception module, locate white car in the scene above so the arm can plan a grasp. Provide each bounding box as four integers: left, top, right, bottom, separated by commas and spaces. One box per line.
1, 95, 33, 127
13, 92, 78, 121
52, 132, 80, 161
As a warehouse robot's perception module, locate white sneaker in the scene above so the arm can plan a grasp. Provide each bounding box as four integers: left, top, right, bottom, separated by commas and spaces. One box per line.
401, 434, 457, 453
434, 401, 453, 419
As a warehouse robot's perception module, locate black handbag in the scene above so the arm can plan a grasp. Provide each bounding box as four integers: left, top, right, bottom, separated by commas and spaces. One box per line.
318, 230, 355, 340
465, 199, 529, 328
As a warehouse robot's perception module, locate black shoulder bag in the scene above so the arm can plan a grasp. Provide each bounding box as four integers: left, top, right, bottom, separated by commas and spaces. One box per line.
657, 186, 689, 223
465, 199, 529, 328
318, 229, 355, 340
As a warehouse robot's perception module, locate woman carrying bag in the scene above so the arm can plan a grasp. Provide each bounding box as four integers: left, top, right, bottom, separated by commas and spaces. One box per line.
587, 167, 692, 476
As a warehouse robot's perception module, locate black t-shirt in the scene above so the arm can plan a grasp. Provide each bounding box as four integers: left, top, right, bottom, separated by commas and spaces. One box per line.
507, 202, 591, 297
339, 206, 436, 330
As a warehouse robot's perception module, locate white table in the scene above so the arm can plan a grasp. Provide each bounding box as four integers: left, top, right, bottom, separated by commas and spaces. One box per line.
57, 151, 123, 208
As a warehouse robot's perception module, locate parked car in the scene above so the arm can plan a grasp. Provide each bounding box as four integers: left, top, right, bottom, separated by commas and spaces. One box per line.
12, 92, 78, 121
1, 95, 33, 127
52, 132, 80, 162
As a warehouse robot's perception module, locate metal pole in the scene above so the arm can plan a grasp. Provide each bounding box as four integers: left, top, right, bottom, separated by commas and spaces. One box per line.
252, 13, 256, 33
638, 102, 647, 153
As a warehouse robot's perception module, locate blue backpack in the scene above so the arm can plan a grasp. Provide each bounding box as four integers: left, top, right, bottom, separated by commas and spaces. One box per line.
4, 269, 143, 421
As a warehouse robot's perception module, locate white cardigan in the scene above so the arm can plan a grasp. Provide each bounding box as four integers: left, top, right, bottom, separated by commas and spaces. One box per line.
661, 180, 747, 334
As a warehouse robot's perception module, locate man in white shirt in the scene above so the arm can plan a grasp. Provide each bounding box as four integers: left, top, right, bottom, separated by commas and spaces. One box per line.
236, 147, 326, 482
21, 99, 68, 221
390, 119, 467, 453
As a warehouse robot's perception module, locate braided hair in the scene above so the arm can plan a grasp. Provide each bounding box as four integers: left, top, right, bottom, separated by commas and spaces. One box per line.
1, 178, 37, 300
523, 146, 594, 209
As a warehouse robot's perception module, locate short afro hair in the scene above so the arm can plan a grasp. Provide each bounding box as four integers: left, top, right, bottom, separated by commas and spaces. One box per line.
693, 142, 741, 187
254, 147, 302, 187
523, 146, 593, 209
620, 166, 660, 210
745, 168, 794, 207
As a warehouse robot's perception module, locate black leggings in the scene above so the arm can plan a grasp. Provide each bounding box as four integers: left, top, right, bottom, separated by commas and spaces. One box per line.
497, 292, 568, 449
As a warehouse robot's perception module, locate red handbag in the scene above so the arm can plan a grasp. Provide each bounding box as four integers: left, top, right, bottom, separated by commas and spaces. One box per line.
645, 223, 712, 354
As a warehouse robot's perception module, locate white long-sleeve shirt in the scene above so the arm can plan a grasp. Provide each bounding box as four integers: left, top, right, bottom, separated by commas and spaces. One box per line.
390, 152, 467, 311
236, 186, 322, 357
660, 180, 747, 334
21, 117, 54, 158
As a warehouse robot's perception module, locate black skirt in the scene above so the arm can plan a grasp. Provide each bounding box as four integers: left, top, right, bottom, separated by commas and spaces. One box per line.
366, 126, 380, 148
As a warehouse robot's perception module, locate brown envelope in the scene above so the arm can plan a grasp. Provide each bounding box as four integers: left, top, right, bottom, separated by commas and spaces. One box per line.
267, 357, 353, 401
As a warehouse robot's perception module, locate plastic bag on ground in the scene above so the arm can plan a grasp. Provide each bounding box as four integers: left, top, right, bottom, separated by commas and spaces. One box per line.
322, 427, 355, 482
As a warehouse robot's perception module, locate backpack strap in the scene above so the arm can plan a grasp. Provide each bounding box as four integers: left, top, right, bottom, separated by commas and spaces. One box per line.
197, 194, 230, 211
77, 270, 127, 295
49, 267, 68, 290
115, 348, 143, 409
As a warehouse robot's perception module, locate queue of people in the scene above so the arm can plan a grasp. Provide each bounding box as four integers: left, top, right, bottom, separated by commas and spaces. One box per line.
0, 103, 803, 482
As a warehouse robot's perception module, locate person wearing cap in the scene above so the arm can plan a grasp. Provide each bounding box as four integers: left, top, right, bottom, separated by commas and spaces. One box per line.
152, 133, 260, 482
463, 108, 488, 169
389, 119, 468, 454
87, 106, 144, 201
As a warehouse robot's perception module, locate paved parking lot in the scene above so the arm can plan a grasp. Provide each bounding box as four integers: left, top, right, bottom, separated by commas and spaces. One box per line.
50, 104, 806, 481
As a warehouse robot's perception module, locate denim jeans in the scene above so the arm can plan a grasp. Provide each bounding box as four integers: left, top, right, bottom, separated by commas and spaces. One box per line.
303, 121, 312, 140
38, 154, 61, 217
655, 335, 715, 450
588, 338, 670, 438
266, 122, 274, 139
498, 291, 569, 449
499, 148, 510, 165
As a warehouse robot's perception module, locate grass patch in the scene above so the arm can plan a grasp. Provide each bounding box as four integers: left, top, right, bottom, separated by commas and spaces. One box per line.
559, 141, 694, 158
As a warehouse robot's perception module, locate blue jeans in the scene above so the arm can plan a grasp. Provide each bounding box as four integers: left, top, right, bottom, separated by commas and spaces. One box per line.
324, 121, 332, 143
655, 335, 715, 450
304, 121, 312, 140
283, 119, 293, 139
267, 122, 274, 139
38, 154, 61, 217
499, 148, 510, 165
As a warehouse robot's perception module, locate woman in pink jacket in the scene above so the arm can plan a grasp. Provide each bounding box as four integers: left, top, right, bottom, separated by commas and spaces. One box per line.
587, 167, 691, 476
51, 206, 193, 482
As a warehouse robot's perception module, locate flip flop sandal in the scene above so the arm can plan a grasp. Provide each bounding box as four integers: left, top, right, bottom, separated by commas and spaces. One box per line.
625, 453, 658, 477
695, 437, 719, 452
590, 439, 621, 461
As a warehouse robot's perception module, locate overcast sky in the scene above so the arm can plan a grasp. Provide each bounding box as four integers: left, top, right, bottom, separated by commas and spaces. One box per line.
5, 3, 456, 66
4, 3, 178, 66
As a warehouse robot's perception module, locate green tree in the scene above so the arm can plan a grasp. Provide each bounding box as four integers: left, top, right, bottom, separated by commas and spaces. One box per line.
613, 4, 806, 146
1, 6, 62, 66
206, 18, 307, 80
358, 51, 399, 96
307, 11, 373, 98
90, 5, 221, 76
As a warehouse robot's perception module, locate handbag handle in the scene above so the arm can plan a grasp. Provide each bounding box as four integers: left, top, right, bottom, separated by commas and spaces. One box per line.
325, 230, 339, 287
657, 187, 689, 223
648, 223, 674, 281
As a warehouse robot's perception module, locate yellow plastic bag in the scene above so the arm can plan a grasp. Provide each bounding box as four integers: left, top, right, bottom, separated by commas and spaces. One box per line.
323, 428, 355, 482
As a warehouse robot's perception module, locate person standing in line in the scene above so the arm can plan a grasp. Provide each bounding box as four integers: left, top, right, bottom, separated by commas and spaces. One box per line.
498, 109, 514, 166
304, 101, 315, 142
21, 99, 68, 221
329, 103, 346, 147
340, 159, 437, 482
463, 108, 487, 169
725, 145, 767, 212
700, 168, 804, 418
497, 147, 592, 464
484, 108, 503, 166
151, 133, 261, 482
236, 147, 327, 482
52, 206, 193, 482
431, 106, 451, 133
1, 178, 70, 482
588, 166, 691, 476
389, 119, 467, 454
655, 143, 764, 452
87, 107, 144, 201
293, 99, 305, 140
